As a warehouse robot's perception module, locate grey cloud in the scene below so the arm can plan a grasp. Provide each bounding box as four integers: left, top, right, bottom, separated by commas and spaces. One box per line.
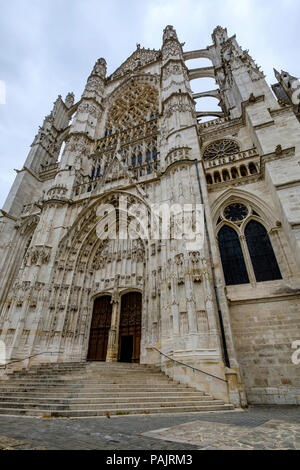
0, 0, 299, 206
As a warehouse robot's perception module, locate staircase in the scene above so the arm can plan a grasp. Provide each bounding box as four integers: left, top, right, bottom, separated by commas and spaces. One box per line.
0, 362, 234, 417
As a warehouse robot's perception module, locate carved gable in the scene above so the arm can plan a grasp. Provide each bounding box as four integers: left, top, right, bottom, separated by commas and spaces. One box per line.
108, 46, 161, 81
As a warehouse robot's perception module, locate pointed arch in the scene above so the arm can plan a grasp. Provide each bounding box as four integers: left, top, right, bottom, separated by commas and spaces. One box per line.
245, 220, 282, 282
217, 225, 249, 285
211, 188, 278, 228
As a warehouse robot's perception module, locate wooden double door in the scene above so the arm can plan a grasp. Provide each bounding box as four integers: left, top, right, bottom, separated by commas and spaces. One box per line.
87, 295, 112, 361
118, 292, 142, 364
87, 292, 142, 363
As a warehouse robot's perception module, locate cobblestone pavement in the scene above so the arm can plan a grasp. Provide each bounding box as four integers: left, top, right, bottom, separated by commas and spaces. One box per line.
0, 406, 299, 450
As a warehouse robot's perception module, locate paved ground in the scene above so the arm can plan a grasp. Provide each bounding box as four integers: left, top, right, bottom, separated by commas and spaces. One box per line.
0, 406, 299, 450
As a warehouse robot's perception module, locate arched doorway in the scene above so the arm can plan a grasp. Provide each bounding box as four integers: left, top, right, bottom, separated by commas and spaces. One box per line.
87, 296, 112, 361
118, 292, 142, 363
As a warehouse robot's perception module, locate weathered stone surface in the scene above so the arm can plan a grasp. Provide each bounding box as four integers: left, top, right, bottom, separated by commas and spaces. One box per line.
0, 25, 299, 409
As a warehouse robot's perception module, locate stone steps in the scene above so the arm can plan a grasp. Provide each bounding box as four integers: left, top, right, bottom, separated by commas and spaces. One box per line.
0, 395, 213, 405
0, 386, 190, 394
0, 361, 234, 417
0, 404, 234, 417
0, 399, 224, 410
0, 390, 204, 400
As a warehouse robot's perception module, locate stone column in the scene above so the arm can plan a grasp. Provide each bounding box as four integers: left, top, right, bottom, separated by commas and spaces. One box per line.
106, 287, 121, 362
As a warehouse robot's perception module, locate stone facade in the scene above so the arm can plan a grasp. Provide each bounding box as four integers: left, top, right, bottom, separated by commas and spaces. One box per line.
0, 25, 300, 407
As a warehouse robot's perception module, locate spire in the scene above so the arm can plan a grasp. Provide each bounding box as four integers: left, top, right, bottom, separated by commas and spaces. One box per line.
90, 58, 107, 79
161, 25, 183, 64
65, 92, 75, 108
82, 57, 107, 104
212, 26, 228, 46
163, 25, 178, 43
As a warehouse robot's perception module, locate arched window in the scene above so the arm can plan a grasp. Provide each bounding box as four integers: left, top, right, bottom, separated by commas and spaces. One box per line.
240, 165, 248, 177
222, 169, 230, 181
245, 221, 282, 282
217, 203, 283, 285
218, 226, 249, 285
231, 167, 238, 179
206, 174, 213, 184
248, 162, 257, 174
214, 171, 221, 183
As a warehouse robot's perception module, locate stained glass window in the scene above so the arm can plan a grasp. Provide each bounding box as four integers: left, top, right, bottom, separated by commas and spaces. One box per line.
224, 203, 248, 222
203, 140, 240, 160
245, 221, 282, 282
218, 226, 250, 285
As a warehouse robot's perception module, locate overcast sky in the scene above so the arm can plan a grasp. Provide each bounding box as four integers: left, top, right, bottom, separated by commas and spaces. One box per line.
0, 0, 299, 208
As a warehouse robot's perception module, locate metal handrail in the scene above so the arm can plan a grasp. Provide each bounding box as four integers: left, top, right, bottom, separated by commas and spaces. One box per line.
152, 347, 228, 383
0, 351, 62, 370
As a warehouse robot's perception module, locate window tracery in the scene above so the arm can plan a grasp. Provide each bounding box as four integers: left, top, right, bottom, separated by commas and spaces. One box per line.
86, 81, 160, 184
105, 83, 159, 134
203, 139, 240, 160
217, 203, 282, 285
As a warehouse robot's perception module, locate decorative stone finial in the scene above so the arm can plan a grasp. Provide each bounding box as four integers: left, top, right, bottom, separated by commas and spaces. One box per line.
92, 58, 107, 78
65, 92, 75, 108
163, 25, 178, 43
212, 26, 228, 44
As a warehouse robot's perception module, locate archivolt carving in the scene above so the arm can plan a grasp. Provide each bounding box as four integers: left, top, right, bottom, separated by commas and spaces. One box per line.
24, 245, 52, 267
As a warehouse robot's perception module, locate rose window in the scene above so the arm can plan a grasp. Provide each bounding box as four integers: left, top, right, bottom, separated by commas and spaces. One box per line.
203, 140, 240, 160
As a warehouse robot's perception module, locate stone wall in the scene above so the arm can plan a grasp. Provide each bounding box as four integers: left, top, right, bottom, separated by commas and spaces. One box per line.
230, 292, 300, 404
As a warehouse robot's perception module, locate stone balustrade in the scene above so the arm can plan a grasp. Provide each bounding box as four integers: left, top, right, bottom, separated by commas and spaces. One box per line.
204, 148, 260, 186
204, 148, 258, 169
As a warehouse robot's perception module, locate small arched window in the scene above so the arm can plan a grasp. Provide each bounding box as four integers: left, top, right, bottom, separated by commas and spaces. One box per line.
218, 226, 249, 285
222, 169, 230, 181
240, 165, 248, 177
206, 174, 213, 184
248, 162, 257, 174
214, 172, 221, 183
231, 168, 239, 179
245, 221, 282, 282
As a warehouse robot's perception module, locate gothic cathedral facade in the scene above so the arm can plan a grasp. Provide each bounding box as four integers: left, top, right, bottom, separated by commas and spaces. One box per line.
0, 26, 300, 407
